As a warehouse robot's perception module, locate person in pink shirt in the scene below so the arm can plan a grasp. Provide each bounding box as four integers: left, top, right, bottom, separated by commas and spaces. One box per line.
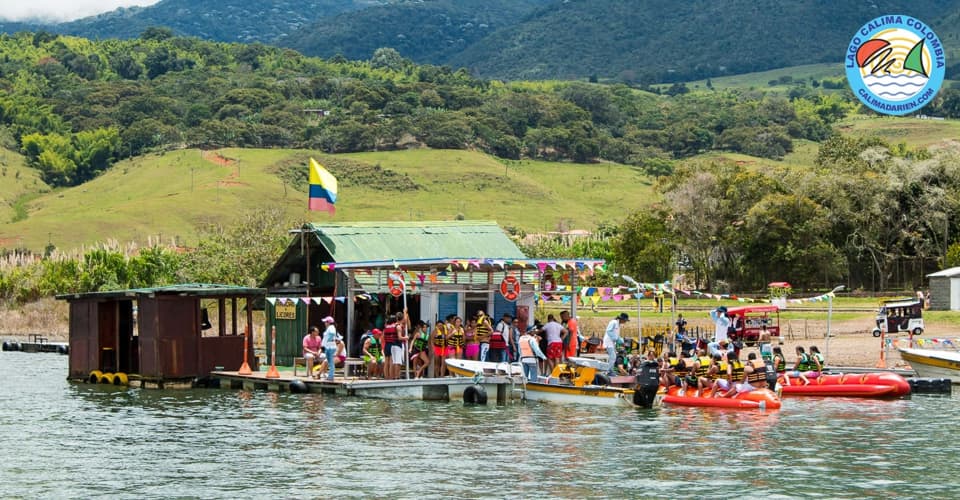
302, 326, 323, 379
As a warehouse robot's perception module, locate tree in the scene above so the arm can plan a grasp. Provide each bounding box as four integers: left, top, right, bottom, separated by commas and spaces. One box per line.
179, 208, 294, 287
370, 47, 407, 71
612, 210, 675, 281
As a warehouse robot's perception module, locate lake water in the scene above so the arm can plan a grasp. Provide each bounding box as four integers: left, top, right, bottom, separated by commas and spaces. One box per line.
1, 351, 958, 499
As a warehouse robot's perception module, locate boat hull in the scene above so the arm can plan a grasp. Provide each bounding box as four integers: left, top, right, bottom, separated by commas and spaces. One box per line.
661, 386, 781, 410
898, 348, 960, 383
445, 359, 522, 378
778, 372, 911, 397
523, 382, 641, 407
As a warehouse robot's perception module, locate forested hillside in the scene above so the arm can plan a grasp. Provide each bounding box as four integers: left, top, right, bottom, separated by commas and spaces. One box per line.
0, 30, 883, 191
4, 0, 959, 81
2, 30, 960, 294
0, 0, 384, 43
285, 0, 552, 63
452, 0, 960, 82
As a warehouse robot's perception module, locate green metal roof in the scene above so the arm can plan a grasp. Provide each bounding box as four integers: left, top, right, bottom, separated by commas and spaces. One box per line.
307, 220, 526, 262
56, 283, 266, 301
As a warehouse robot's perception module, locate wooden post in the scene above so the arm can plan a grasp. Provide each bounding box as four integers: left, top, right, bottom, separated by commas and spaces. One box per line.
266, 326, 280, 378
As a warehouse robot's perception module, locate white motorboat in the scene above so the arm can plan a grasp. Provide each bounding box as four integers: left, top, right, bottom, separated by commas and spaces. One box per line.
444, 358, 522, 377
898, 347, 960, 383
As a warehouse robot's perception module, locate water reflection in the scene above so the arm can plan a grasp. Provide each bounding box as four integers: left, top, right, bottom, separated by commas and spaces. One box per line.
0, 352, 956, 498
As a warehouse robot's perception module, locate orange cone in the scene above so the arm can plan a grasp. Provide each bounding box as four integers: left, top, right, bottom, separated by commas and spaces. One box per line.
238, 324, 252, 375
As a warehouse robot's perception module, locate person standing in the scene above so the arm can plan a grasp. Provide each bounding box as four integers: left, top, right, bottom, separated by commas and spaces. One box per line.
320, 316, 338, 382
431, 316, 450, 377
710, 306, 731, 343
464, 317, 479, 361
490, 313, 512, 363
447, 316, 466, 361
517, 327, 547, 381
509, 317, 522, 363
475, 310, 493, 362
409, 321, 430, 378
560, 310, 579, 361
541, 314, 566, 374
604, 313, 629, 376
302, 326, 323, 379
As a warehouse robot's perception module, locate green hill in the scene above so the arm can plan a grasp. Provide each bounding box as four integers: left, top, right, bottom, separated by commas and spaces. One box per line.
439, 0, 960, 81
0, 150, 48, 237
0, 0, 381, 44
0, 148, 655, 252
6, 0, 960, 82
285, 0, 551, 62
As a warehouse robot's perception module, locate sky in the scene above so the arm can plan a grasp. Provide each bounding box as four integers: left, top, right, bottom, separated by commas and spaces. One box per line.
0, 0, 162, 23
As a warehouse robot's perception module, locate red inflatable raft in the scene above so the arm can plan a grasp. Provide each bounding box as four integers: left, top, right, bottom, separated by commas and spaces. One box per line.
778, 372, 911, 398
661, 386, 782, 410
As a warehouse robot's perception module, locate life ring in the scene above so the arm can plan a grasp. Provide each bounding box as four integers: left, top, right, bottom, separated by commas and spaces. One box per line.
387, 277, 403, 297
500, 275, 521, 302
463, 385, 488, 405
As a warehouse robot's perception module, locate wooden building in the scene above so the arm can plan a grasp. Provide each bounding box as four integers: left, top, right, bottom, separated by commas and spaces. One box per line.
260, 221, 603, 365
57, 284, 265, 387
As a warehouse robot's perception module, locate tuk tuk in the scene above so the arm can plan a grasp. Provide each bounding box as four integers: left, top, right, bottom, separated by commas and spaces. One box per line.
872, 299, 924, 337
725, 304, 780, 346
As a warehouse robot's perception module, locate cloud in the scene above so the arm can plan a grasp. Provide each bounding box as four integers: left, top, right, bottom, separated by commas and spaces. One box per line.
0, 0, 162, 23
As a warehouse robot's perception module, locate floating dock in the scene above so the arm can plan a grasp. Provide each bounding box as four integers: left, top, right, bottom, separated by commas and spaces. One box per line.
2, 335, 68, 354
211, 369, 524, 404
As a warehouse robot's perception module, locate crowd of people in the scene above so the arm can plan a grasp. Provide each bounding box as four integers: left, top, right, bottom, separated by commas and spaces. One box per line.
301, 304, 829, 392
303, 308, 591, 380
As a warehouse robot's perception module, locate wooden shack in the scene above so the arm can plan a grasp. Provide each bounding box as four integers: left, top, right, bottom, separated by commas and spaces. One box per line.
57, 284, 265, 387
260, 221, 603, 365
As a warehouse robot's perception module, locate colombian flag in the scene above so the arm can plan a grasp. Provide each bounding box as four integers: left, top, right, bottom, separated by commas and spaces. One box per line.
308, 158, 337, 215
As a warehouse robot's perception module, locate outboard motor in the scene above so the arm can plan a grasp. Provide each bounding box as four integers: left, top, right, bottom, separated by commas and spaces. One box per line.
633, 360, 661, 408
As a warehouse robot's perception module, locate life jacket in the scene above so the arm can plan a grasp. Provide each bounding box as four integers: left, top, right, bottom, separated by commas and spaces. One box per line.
383, 323, 398, 344
810, 352, 825, 371
773, 354, 787, 372
695, 357, 710, 378
704, 361, 721, 380
519, 336, 535, 359
475, 318, 492, 343
796, 352, 811, 371
490, 322, 508, 349
432, 323, 446, 347
366, 337, 382, 358
412, 331, 429, 351
745, 359, 768, 384
720, 360, 744, 380
448, 326, 465, 348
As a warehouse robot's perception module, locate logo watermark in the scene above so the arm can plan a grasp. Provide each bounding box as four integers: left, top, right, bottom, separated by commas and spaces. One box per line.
845, 15, 945, 116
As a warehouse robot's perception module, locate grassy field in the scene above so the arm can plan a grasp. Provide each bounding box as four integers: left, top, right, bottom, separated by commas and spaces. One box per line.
0, 149, 48, 235
2, 105, 959, 253
836, 115, 960, 147
0, 148, 656, 251
677, 63, 845, 91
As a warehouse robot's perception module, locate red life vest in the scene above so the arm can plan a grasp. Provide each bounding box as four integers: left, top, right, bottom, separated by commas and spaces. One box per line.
383, 323, 398, 344
490, 322, 508, 349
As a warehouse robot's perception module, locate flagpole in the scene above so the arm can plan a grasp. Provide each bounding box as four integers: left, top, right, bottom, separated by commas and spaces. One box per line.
304, 224, 311, 330
402, 277, 410, 380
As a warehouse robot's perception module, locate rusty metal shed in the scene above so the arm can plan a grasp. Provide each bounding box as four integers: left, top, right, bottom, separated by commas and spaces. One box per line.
57, 284, 265, 387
